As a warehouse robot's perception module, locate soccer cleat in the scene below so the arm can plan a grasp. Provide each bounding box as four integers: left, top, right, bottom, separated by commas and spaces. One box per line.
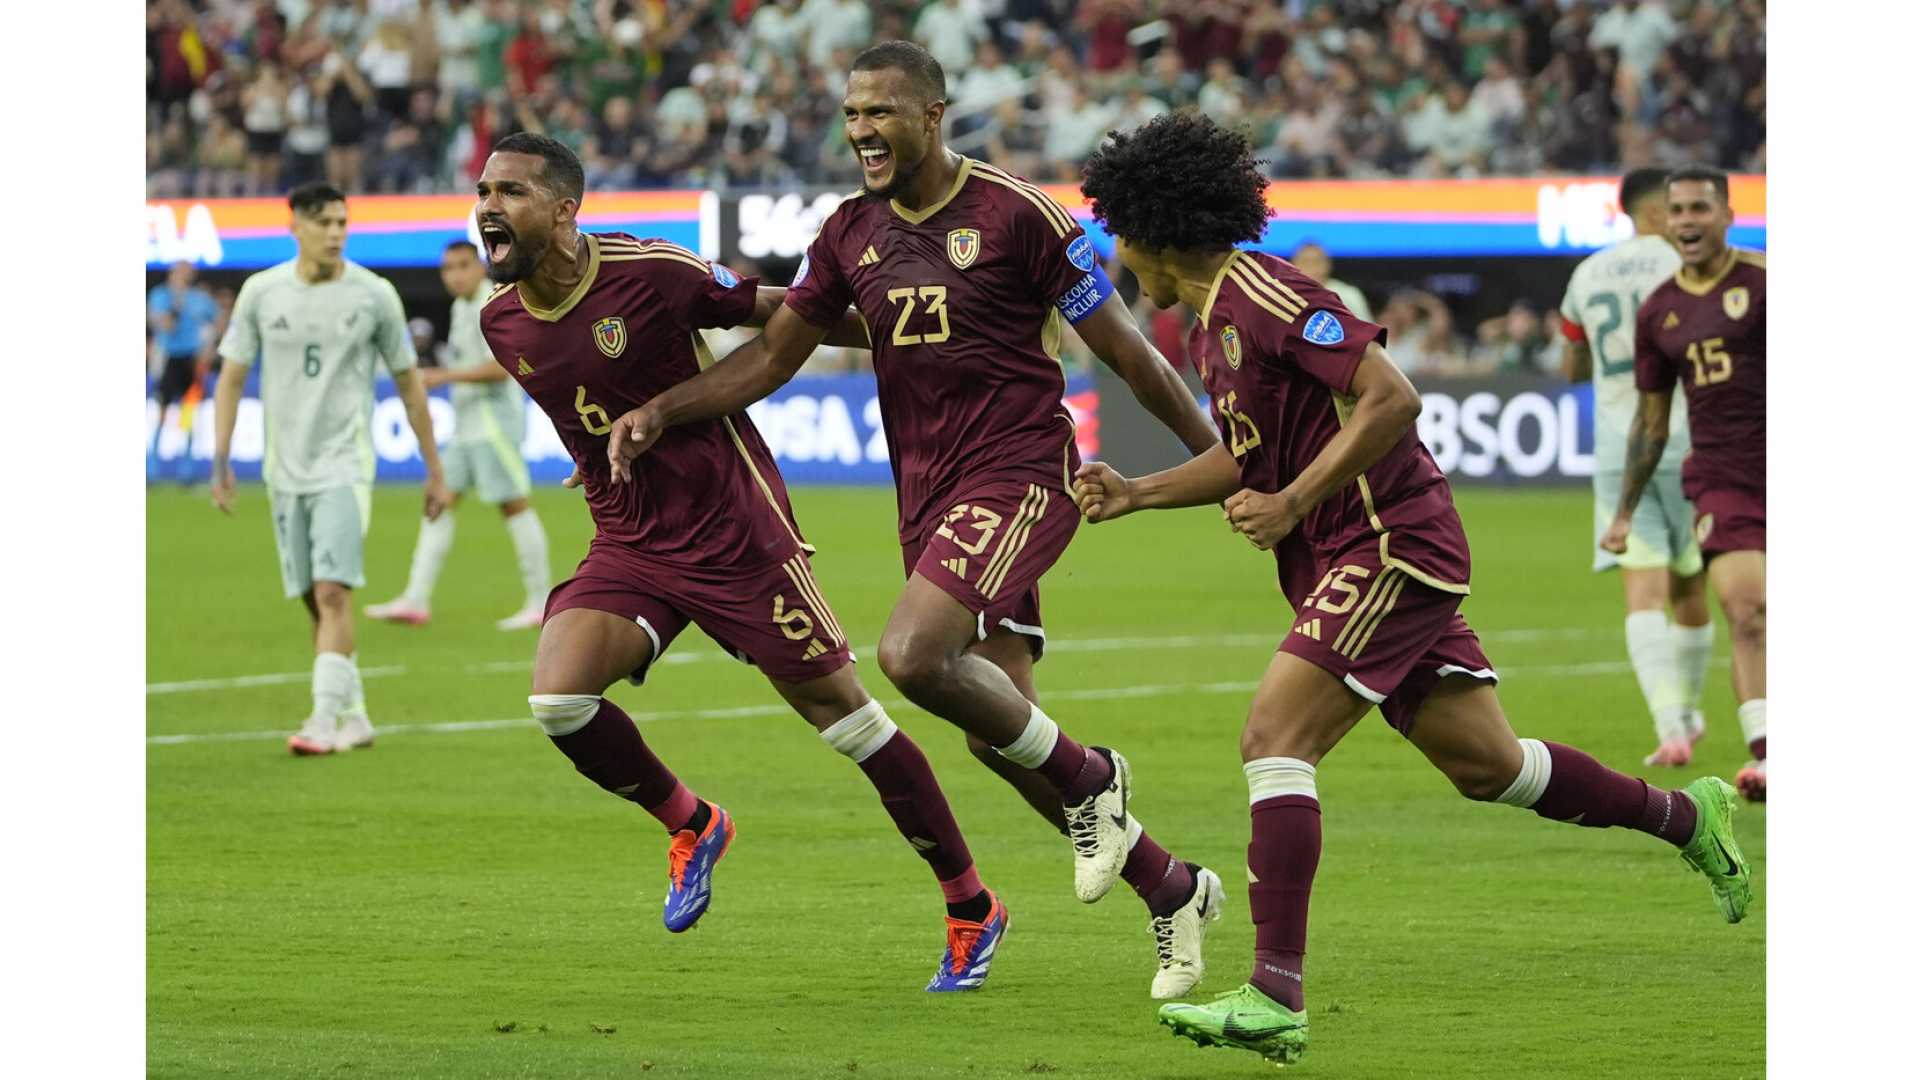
925, 890, 1009, 992
336, 710, 375, 751
287, 714, 338, 756
365, 598, 431, 626
1734, 758, 1766, 803
663, 804, 735, 933
495, 606, 544, 632
1678, 776, 1753, 924
1159, 983, 1308, 1064
1643, 739, 1693, 767
1150, 866, 1226, 1000
1064, 746, 1133, 903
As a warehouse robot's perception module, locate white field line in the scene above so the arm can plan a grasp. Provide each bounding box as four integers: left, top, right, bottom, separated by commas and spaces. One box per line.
146, 653, 1721, 748
146, 627, 1601, 697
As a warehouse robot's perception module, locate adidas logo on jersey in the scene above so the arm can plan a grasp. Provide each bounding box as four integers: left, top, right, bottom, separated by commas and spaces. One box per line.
270, 316, 290, 331
1294, 618, 1322, 641
940, 557, 968, 579
858, 245, 881, 266
516, 356, 534, 376
1662, 311, 1680, 330
802, 639, 829, 661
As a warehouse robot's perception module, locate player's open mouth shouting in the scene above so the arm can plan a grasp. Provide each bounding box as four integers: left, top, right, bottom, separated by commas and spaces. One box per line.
1673, 226, 1707, 259
857, 139, 893, 184
480, 217, 515, 266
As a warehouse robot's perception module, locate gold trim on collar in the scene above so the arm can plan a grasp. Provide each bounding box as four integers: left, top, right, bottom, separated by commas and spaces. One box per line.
1197, 250, 1246, 329
1674, 247, 1740, 297
518, 234, 603, 322
889, 156, 975, 225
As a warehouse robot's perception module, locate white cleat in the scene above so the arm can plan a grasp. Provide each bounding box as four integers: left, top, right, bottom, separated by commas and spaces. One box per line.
366, 598, 431, 626
336, 710, 375, 751
288, 714, 339, 756
1151, 865, 1226, 1000
495, 606, 544, 631
1064, 746, 1133, 904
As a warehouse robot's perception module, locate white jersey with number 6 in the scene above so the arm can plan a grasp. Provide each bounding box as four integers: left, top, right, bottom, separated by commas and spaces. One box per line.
217, 260, 417, 493
1560, 234, 1689, 473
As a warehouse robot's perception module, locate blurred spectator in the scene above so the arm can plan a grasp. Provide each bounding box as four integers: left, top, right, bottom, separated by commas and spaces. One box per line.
241, 61, 290, 194
1379, 290, 1463, 376
914, 0, 987, 72
1469, 299, 1553, 374
957, 41, 1026, 113
359, 19, 418, 119
801, 0, 873, 70
1290, 243, 1373, 324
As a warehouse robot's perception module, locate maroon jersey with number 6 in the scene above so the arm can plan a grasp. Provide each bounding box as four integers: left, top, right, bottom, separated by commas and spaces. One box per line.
1634, 249, 1766, 495
782, 156, 1115, 540
1187, 250, 1473, 611
480, 233, 811, 568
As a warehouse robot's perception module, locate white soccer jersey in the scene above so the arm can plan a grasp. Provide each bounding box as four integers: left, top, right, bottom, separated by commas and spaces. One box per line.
1559, 234, 1690, 472
444, 292, 526, 446
217, 260, 417, 493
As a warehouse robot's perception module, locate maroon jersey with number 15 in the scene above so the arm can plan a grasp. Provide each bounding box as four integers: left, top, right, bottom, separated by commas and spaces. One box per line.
1634, 248, 1766, 495
480, 233, 811, 568
1188, 251, 1473, 611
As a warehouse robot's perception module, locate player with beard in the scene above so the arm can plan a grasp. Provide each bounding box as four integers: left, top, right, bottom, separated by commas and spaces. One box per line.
606, 42, 1229, 999
474, 132, 1013, 992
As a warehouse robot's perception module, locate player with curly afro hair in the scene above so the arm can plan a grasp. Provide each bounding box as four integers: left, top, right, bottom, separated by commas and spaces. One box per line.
1080, 111, 1272, 255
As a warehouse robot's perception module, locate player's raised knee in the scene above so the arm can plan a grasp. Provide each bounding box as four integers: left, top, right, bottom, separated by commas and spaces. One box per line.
877, 630, 953, 699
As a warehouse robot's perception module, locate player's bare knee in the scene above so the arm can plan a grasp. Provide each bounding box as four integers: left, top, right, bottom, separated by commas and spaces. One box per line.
1240, 710, 1316, 763
1445, 755, 1520, 801
312, 582, 352, 615
877, 631, 952, 700
1720, 595, 1765, 646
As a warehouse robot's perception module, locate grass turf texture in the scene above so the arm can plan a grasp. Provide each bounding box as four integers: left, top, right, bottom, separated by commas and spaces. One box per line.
148, 484, 1765, 1078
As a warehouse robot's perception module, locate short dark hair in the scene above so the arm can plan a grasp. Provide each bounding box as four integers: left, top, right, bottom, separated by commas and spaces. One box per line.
1080, 111, 1271, 252
443, 239, 479, 256
850, 40, 947, 104
491, 131, 585, 204
1618, 167, 1670, 215
1667, 163, 1729, 202
288, 182, 346, 217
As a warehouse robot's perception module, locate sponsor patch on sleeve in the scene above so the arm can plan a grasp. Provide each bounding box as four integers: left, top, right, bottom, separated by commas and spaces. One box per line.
1302, 310, 1345, 346
790, 254, 811, 289
1066, 234, 1096, 271
710, 262, 740, 288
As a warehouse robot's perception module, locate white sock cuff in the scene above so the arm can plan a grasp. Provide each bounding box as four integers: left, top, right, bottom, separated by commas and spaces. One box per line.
1624, 610, 1669, 635
315, 651, 354, 675
818, 699, 899, 763
995, 703, 1060, 768
529, 693, 602, 737
1244, 756, 1317, 805
1669, 620, 1715, 644
1495, 738, 1553, 808
1738, 698, 1767, 744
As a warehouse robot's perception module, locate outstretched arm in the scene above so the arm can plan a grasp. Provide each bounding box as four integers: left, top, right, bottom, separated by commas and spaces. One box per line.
1599, 388, 1673, 553
749, 286, 870, 348
606, 303, 831, 481
1072, 442, 1240, 523
1072, 299, 1218, 455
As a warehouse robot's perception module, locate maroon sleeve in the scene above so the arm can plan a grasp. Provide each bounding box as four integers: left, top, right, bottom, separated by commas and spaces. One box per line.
1633, 295, 1678, 392
1272, 272, 1386, 394
781, 210, 853, 330
650, 257, 759, 330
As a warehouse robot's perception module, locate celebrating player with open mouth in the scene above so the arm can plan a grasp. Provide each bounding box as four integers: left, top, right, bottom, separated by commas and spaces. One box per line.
1072, 112, 1753, 1065
606, 42, 1229, 998
473, 132, 1009, 992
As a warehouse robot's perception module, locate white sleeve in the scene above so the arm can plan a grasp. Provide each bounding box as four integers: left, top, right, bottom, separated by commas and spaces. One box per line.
216, 276, 261, 368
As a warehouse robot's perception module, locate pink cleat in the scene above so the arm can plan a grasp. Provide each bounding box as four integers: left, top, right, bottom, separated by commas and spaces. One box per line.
288, 715, 338, 756
366, 598, 431, 626
1734, 759, 1766, 802
494, 606, 544, 631
1644, 739, 1693, 767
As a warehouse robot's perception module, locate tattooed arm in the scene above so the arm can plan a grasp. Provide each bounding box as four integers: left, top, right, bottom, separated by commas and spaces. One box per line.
1599, 388, 1673, 553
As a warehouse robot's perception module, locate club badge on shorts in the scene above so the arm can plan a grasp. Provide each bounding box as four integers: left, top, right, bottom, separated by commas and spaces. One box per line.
1696, 513, 1715, 543
1723, 286, 1749, 320
1221, 324, 1243, 369
947, 228, 980, 270
592, 316, 628, 358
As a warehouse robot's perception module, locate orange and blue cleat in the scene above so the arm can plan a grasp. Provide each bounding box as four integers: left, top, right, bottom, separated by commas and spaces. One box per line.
663, 804, 734, 933
925, 890, 1009, 992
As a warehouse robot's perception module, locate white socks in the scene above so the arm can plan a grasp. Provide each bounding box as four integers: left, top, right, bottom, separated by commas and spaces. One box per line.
402, 513, 456, 607
1669, 620, 1714, 722
1244, 757, 1317, 805
313, 652, 356, 720
505, 510, 551, 609
1738, 699, 1766, 749
1494, 738, 1553, 808
819, 700, 900, 763
1624, 611, 1685, 742
529, 693, 601, 737
994, 703, 1061, 768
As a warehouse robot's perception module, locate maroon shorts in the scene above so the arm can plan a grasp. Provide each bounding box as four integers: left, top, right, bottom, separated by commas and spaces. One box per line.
1689, 483, 1765, 562
1277, 551, 1497, 737
545, 536, 853, 685
902, 477, 1081, 663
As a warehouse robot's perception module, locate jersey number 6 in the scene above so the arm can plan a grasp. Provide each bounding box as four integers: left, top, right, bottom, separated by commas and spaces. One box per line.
575, 386, 613, 435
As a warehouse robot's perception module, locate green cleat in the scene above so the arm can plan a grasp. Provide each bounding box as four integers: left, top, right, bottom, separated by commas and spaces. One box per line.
1679, 776, 1754, 924
1158, 983, 1308, 1065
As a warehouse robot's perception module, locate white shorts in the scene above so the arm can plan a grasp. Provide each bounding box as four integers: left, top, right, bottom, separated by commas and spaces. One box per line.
443, 440, 531, 505
1592, 469, 1701, 576
269, 484, 370, 598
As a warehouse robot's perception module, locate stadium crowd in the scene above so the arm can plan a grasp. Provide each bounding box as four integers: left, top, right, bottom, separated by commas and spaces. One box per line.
149, 0, 1765, 198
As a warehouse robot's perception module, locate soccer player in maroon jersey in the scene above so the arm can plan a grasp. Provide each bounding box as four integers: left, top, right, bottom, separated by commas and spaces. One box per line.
1071, 112, 1753, 1064
1603, 164, 1767, 802
471, 133, 1011, 992
605, 42, 1227, 998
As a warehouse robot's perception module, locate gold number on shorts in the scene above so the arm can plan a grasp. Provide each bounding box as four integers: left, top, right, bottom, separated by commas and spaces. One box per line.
934, 503, 1003, 556
1218, 391, 1263, 459
574, 386, 613, 436
886, 285, 953, 347
1685, 337, 1732, 387
1302, 564, 1371, 616
771, 594, 814, 641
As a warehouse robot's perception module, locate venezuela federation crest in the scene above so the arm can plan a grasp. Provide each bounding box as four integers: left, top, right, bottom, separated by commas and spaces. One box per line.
1722, 286, 1749, 320
1221, 324, 1243, 369
592, 316, 628, 358
947, 228, 980, 269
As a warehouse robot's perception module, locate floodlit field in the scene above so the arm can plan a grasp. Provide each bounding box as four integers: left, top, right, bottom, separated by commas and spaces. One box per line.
148, 484, 1764, 1078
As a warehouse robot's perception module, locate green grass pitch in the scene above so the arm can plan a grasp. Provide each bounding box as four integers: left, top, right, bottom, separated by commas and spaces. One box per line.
147, 484, 1764, 1078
